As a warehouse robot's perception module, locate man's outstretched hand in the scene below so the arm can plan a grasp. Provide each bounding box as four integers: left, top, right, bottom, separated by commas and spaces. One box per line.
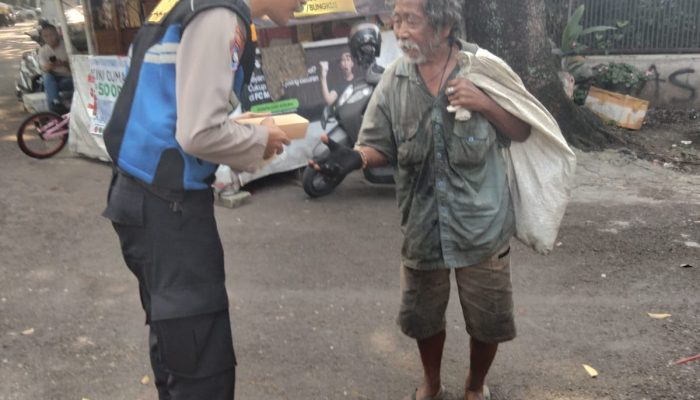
307, 134, 363, 178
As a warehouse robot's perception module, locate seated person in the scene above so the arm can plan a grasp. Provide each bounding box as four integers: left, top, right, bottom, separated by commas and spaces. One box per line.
38, 24, 73, 113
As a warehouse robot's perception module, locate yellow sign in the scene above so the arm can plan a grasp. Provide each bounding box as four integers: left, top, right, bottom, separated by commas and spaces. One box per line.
250, 24, 258, 42
294, 0, 357, 17
147, 0, 180, 23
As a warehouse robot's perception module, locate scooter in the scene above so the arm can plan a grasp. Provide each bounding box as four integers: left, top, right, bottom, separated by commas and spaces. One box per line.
15, 29, 44, 100
302, 23, 394, 198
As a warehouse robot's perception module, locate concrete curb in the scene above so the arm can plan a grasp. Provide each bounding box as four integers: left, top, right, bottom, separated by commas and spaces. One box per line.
215, 190, 252, 208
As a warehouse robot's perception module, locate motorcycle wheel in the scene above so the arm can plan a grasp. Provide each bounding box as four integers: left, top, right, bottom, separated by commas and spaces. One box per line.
302, 166, 343, 198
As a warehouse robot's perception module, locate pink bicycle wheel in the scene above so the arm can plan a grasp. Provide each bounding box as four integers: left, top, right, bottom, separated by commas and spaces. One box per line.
16, 112, 68, 159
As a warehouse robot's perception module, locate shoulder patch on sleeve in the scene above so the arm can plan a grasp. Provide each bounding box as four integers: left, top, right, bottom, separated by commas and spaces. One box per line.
229, 25, 246, 72
148, 0, 180, 23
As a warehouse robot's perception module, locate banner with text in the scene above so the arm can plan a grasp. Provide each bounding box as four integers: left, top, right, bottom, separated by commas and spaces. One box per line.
241, 43, 358, 121
88, 57, 129, 136
294, 0, 356, 17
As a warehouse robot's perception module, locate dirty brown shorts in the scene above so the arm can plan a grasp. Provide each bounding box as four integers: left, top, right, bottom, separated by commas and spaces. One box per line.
397, 244, 516, 343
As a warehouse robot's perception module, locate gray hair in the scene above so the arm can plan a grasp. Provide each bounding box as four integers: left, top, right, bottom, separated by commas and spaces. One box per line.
386, 0, 464, 42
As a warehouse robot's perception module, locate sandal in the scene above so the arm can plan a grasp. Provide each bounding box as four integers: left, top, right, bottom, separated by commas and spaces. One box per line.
465, 385, 491, 400
408, 385, 447, 400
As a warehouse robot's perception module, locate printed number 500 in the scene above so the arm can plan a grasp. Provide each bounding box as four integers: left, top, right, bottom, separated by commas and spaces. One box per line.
96, 83, 122, 98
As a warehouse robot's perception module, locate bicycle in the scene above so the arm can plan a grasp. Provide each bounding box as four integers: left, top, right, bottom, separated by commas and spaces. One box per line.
16, 110, 69, 159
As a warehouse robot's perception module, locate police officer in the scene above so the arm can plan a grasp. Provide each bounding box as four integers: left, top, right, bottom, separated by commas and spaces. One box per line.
102, 0, 306, 398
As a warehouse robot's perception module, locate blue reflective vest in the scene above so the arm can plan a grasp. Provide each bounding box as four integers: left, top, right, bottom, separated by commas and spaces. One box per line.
104, 0, 256, 191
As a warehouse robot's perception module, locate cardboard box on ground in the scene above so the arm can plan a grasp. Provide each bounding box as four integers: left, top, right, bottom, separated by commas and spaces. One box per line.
584, 86, 650, 130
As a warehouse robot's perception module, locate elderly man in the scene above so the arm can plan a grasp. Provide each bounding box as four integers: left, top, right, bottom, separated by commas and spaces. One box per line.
310, 0, 532, 399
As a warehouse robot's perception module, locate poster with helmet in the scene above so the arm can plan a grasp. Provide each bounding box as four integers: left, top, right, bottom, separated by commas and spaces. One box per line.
240, 43, 361, 122
241, 0, 392, 121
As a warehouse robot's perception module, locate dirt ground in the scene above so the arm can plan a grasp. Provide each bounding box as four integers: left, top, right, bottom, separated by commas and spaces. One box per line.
1, 22, 699, 400
613, 108, 700, 174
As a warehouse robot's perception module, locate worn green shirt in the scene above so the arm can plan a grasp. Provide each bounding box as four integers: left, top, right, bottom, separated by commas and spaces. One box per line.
357, 43, 515, 270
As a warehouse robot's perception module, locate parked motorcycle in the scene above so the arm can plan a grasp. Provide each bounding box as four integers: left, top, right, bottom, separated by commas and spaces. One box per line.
302, 23, 394, 198
0, 3, 16, 27
15, 28, 44, 100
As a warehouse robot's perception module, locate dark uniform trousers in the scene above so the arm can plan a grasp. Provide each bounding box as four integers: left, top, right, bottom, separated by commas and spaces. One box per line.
103, 172, 236, 400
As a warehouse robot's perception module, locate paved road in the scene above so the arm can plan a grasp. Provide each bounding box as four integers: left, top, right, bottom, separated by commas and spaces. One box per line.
0, 22, 699, 400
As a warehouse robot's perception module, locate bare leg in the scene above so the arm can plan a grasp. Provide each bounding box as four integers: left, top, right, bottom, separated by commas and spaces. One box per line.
464, 337, 498, 400
404, 330, 446, 400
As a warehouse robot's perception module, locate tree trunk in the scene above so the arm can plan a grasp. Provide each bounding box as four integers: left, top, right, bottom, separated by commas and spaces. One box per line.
463, 0, 615, 150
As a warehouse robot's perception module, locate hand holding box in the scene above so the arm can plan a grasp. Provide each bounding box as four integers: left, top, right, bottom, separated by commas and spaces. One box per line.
236, 113, 309, 140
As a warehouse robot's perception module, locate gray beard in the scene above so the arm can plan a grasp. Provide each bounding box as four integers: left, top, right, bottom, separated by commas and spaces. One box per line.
398, 40, 427, 64
402, 51, 427, 64
398, 38, 442, 65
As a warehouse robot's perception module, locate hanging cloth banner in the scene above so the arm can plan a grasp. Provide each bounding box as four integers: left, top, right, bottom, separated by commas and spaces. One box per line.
294, 0, 357, 17
88, 56, 130, 136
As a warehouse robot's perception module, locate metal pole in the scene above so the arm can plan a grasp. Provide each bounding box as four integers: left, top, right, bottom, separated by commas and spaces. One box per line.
79, 0, 96, 54
53, 0, 74, 56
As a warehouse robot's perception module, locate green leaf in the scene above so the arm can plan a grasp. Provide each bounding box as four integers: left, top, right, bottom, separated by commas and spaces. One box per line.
563, 27, 584, 52
561, 5, 586, 51
561, 26, 575, 51
580, 26, 617, 36
570, 4, 586, 28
